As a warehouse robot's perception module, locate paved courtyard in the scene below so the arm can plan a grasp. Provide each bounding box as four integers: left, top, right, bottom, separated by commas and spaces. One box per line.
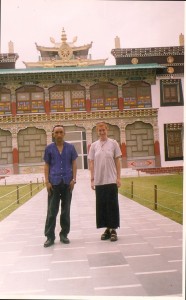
0, 171, 184, 299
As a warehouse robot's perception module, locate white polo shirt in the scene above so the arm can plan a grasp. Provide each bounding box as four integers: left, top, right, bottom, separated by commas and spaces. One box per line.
88, 138, 122, 186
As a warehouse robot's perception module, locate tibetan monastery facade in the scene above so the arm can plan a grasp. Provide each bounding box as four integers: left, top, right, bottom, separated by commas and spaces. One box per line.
0, 31, 184, 176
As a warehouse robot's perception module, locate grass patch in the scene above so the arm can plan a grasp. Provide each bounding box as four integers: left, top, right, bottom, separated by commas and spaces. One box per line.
119, 174, 183, 224
0, 183, 45, 221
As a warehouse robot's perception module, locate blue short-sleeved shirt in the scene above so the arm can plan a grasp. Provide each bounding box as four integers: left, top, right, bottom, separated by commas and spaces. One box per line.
43, 142, 78, 185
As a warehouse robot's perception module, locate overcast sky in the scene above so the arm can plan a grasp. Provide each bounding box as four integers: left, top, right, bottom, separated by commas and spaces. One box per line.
1, 0, 185, 68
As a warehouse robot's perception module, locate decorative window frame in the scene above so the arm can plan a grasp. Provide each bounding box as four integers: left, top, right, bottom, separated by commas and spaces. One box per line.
0, 87, 11, 115
90, 82, 118, 111
122, 81, 152, 109
160, 79, 183, 107
49, 84, 86, 112
16, 85, 45, 114
164, 123, 183, 161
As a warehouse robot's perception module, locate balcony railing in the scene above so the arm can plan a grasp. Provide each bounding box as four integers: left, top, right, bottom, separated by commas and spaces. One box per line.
0, 108, 158, 124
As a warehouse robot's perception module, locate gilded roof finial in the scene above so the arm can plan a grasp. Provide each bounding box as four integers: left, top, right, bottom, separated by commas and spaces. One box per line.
179, 33, 184, 46
8, 40, 14, 53
115, 36, 120, 48
61, 28, 67, 43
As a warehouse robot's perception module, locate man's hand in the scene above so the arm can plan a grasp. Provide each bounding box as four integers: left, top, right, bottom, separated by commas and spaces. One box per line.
46, 182, 53, 196
116, 178, 121, 188
69, 180, 76, 192
91, 179, 95, 190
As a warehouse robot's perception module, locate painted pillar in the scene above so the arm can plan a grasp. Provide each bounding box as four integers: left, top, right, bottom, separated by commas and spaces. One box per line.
118, 97, 124, 111
44, 88, 50, 115
154, 140, 161, 167
12, 131, 19, 174
153, 127, 161, 167
118, 85, 124, 111
85, 87, 91, 112
11, 92, 16, 116
85, 128, 93, 170
120, 125, 128, 168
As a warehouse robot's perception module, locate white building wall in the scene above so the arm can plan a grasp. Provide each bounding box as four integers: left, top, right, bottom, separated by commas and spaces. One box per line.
151, 76, 184, 168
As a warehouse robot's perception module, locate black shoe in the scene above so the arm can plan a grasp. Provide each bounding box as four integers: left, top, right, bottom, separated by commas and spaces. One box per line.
44, 238, 54, 248
101, 228, 111, 240
60, 234, 70, 244
110, 229, 118, 242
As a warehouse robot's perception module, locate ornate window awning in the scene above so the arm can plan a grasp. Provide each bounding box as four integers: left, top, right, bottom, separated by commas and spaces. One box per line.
0, 64, 165, 84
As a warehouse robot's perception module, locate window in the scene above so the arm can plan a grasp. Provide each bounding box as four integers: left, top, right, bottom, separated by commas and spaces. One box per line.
50, 90, 64, 112
164, 123, 183, 161
16, 86, 45, 113
90, 83, 118, 110
160, 79, 183, 106
0, 87, 11, 115
122, 81, 151, 109
49, 84, 85, 112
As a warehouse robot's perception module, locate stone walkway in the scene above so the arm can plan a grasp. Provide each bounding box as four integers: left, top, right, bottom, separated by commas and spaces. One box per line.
0, 172, 184, 299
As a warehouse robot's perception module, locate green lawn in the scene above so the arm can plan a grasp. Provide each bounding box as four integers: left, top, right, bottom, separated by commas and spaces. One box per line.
0, 183, 45, 221
119, 174, 183, 224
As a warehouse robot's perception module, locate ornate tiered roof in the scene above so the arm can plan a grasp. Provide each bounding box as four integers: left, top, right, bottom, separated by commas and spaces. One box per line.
111, 34, 184, 76
0, 41, 19, 69
23, 28, 107, 68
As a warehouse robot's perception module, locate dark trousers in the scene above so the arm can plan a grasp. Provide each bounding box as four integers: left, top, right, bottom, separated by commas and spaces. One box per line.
44, 181, 72, 240
95, 184, 120, 229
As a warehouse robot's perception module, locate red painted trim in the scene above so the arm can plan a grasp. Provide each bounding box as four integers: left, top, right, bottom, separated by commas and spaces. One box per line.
12, 148, 19, 164
45, 101, 50, 114
154, 141, 160, 155
86, 99, 91, 112
11, 102, 16, 116
118, 97, 124, 111
138, 166, 183, 174
121, 143, 126, 157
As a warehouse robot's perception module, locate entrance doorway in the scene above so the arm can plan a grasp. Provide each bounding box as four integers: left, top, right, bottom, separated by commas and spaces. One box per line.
65, 126, 88, 169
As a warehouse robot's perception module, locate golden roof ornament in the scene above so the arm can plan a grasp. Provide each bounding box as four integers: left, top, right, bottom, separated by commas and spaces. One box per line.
50, 34, 78, 48
131, 57, 138, 64
58, 28, 73, 61
179, 33, 184, 46
23, 28, 107, 67
8, 41, 14, 53
61, 27, 67, 43
115, 36, 121, 49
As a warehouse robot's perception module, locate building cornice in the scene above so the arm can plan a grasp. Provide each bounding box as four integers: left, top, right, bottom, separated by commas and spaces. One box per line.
0, 108, 159, 125
22, 58, 107, 68
111, 46, 184, 58
0, 53, 19, 63
0, 65, 162, 85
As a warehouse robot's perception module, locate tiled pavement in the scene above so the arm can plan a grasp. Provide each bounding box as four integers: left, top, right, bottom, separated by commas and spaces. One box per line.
0, 172, 184, 299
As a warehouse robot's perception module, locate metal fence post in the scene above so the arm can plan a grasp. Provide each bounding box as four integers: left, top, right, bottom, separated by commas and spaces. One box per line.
37, 178, 39, 190
131, 181, 133, 199
30, 181, 32, 196
154, 184, 157, 210
17, 185, 19, 204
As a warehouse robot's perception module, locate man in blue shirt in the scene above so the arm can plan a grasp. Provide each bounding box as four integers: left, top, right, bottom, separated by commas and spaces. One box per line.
43, 125, 78, 247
